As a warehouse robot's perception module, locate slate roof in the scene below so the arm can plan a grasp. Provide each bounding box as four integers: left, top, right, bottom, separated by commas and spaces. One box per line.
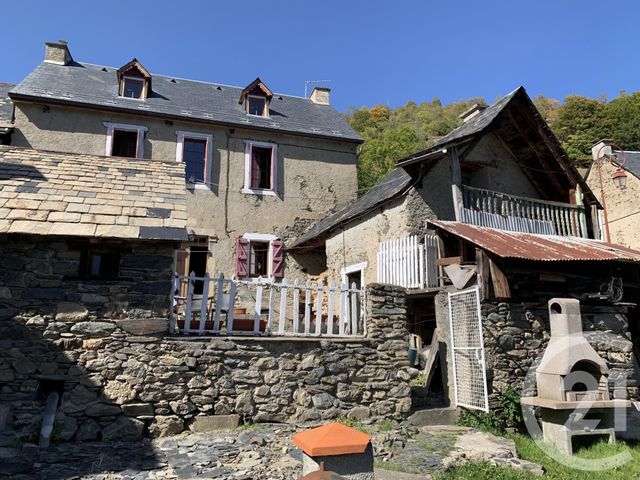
10, 62, 361, 142
0, 145, 187, 241
614, 150, 640, 180
290, 167, 413, 248
0, 83, 15, 125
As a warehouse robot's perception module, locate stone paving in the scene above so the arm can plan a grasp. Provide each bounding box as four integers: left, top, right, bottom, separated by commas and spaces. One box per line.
0, 423, 542, 480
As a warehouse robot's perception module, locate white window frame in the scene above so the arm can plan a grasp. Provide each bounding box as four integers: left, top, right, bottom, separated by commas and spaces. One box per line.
246, 95, 269, 117
120, 76, 146, 100
242, 233, 277, 280
243, 140, 278, 196
104, 122, 147, 158
175, 131, 213, 190
341, 261, 368, 289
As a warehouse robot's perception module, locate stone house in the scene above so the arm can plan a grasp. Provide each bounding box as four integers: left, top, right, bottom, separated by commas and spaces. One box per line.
7, 40, 362, 287
292, 87, 640, 429
0, 144, 189, 440
586, 141, 640, 250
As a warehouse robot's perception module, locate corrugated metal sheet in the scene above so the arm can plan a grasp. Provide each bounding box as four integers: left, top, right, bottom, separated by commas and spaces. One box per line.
430, 221, 640, 262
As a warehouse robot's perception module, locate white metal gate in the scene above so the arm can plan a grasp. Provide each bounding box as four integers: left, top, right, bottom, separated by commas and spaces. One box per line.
448, 287, 489, 412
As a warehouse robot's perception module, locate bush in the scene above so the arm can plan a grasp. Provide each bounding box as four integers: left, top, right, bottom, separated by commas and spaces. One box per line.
457, 388, 524, 433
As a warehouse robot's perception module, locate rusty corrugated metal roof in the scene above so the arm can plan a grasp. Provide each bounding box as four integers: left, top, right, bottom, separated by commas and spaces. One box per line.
430, 221, 640, 262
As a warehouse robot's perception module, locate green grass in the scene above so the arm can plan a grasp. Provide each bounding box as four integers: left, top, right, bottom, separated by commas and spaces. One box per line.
440, 434, 640, 480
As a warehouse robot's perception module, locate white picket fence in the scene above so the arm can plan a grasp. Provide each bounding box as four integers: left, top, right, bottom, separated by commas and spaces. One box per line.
376, 234, 439, 289
171, 273, 365, 337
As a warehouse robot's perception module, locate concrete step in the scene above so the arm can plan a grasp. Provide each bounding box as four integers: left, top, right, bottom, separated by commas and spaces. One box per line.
407, 407, 458, 427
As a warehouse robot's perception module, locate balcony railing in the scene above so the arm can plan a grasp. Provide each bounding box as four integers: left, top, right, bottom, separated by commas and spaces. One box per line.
461, 185, 588, 238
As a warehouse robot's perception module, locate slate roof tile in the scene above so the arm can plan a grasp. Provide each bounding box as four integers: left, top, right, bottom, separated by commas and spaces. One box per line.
0, 145, 187, 241
10, 62, 361, 142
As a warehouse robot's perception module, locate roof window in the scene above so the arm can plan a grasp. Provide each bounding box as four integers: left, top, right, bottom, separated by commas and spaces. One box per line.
239, 77, 272, 117
117, 59, 151, 100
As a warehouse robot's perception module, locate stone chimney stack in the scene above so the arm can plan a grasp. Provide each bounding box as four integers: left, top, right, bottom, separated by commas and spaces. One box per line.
310, 87, 330, 105
44, 40, 73, 66
459, 103, 487, 123
592, 139, 613, 162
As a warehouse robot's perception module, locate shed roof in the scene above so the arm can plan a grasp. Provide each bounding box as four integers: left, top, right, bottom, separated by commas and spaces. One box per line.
10, 62, 361, 143
0, 83, 15, 126
292, 423, 372, 456
430, 220, 640, 262
0, 145, 187, 241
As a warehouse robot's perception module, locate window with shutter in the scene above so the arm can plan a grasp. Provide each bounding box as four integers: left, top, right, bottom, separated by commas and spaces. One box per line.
235, 237, 249, 277
271, 239, 285, 278
243, 141, 278, 196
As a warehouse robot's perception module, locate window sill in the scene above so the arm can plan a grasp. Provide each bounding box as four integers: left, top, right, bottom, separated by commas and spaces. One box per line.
187, 183, 210, 191
242, 188, 277, 197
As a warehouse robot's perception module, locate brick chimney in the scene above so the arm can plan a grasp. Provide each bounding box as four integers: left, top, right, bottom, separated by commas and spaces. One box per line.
44, 40, 73, 66
310, 87, 330, 105
459, 103, 487, 123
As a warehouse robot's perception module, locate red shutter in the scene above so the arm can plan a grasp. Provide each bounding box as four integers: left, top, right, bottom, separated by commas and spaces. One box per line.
269, 145, 276, 191
271, 239, 284, 278
251, 146, 260, 189
235, 237, 249, 277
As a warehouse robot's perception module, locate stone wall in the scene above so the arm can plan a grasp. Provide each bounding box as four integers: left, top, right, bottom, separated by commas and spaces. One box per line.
481, 301, 638, 405
0, 235, 176, 320
0, 280, 412, 442
433, 291, 639, 410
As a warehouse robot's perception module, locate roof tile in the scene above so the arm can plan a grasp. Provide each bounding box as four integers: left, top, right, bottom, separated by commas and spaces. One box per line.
0, 146, 187, 241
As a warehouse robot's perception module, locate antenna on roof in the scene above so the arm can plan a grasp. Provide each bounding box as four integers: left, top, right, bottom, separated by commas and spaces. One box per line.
304, 80, 331, 98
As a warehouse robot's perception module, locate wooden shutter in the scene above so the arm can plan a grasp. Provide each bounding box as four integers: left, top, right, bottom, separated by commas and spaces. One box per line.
269, 145, 277, 191
251, 146, 260, 189
271, 239, 285, 278
235, 237, 250, 277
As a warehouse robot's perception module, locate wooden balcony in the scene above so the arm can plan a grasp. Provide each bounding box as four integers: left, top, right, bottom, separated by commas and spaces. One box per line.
461, 185, 588, 238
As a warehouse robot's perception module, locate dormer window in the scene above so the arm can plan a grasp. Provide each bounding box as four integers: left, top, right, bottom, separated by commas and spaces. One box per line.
117, 58, 151, 100
247, 96, 267, 116
239, 77, 273, 118
122, 77, 144, 99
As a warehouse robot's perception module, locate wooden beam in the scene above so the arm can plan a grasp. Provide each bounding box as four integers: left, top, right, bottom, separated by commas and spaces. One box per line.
476, 248, 491, 301
495, 132, 554, 200
450, 147, 463, 221
488, 257, 511, 299
505, 110, 567, 196
438, 256, 463, 266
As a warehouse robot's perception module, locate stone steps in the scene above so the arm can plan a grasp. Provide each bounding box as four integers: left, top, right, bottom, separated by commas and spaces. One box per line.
407, 407, 459, 427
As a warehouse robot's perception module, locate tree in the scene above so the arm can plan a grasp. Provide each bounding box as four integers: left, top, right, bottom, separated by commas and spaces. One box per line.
549, 96, 610, 167
357, 125, 423, 192
605, 92, 640, 151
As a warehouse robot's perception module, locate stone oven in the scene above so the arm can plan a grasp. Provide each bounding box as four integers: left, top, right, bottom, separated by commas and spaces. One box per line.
522, 298, 630, 454
536, 299, 610, 403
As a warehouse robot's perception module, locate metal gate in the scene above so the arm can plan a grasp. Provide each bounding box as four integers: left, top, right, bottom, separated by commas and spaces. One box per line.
448, 287, 489, 411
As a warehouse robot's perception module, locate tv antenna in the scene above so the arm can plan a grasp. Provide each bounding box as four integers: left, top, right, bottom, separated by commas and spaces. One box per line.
304, 79, 331, 98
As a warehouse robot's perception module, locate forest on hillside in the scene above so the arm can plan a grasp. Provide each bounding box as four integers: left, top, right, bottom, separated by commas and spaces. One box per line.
347, 92, 640, 192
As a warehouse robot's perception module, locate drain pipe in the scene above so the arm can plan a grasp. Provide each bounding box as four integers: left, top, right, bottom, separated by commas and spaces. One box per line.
39, 391, 59, 448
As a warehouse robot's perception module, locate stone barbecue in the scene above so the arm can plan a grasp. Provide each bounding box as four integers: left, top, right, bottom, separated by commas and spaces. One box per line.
522, 298, 630, 454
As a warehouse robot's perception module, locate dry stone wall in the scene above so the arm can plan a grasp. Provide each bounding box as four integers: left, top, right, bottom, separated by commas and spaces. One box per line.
0, 252, 413, 443
481, 301, 639, 404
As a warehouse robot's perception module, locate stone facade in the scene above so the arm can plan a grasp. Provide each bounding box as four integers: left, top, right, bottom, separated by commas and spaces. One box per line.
1, 278, 413, 442
481, 301, 638, 404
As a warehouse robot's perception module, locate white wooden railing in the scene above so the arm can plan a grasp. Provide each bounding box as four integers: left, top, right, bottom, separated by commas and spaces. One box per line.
171, 274, 365, 337
462, 185, 588, 237
376, 234, 440, 289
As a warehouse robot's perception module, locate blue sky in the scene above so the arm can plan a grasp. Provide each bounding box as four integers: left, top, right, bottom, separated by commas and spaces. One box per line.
3, 0, 638, 112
